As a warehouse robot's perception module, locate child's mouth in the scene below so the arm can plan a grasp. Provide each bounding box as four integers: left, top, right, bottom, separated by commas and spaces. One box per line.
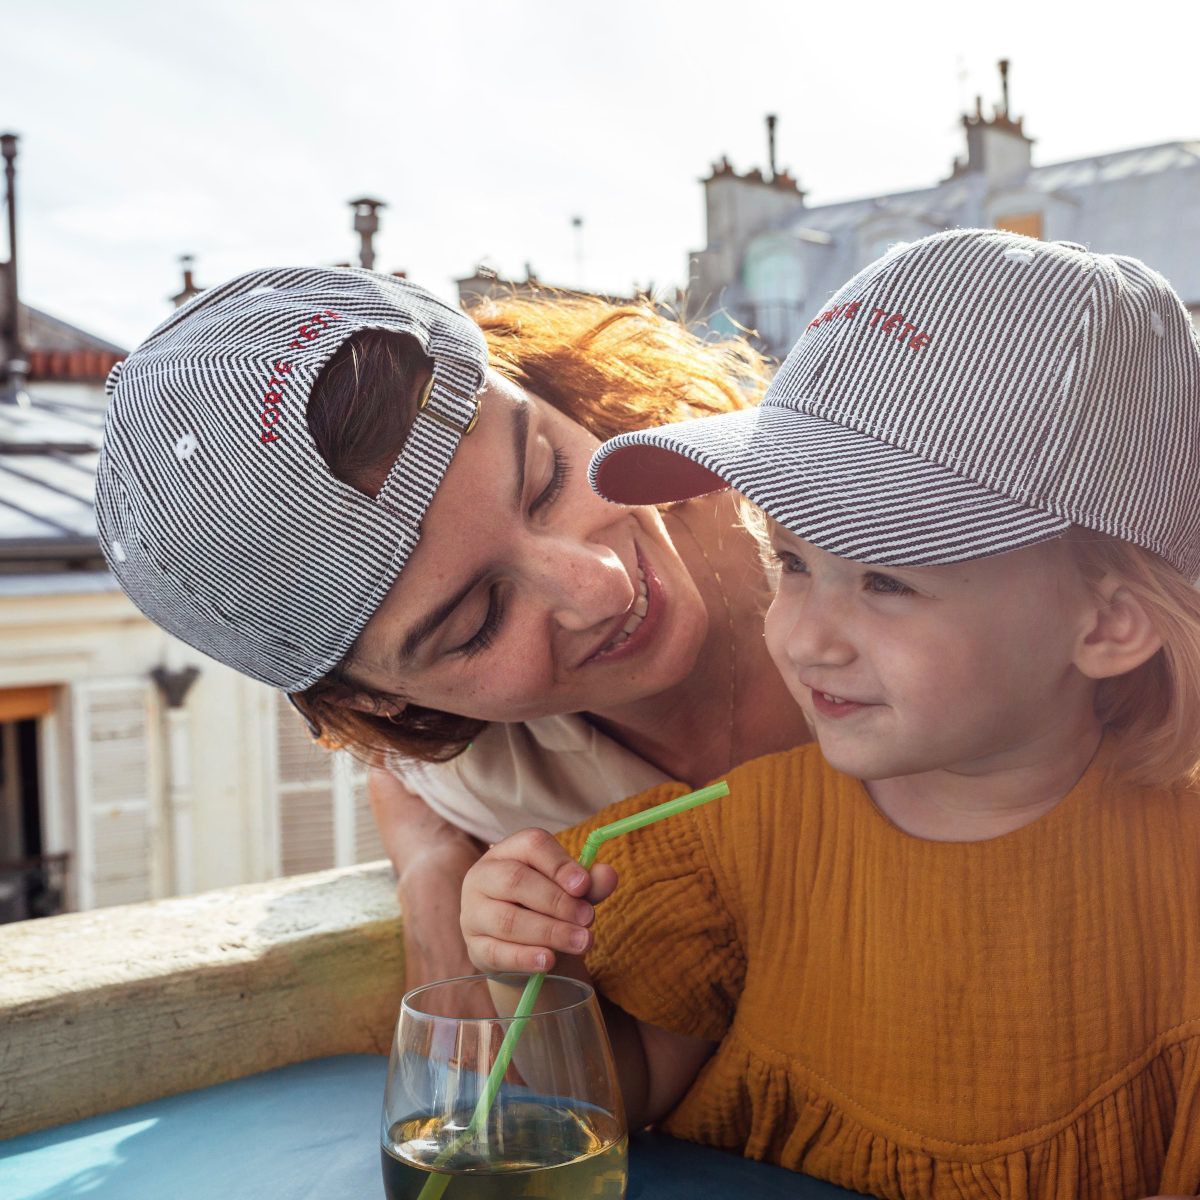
810, 689, 872, 719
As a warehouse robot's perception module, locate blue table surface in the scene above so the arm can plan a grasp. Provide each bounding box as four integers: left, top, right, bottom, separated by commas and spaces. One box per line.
0, 1055, 867, 1199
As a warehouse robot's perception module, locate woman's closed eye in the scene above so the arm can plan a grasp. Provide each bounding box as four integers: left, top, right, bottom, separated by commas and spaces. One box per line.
530, 447, 569, 514
455, 444, 570, 657
458, 585, 506, 657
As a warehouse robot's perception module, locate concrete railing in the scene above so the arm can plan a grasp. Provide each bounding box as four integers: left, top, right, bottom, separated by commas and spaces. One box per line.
0, 863, 405, 1139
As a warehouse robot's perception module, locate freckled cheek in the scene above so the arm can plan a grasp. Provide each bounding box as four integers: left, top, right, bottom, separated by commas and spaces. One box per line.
462, 649, 556, 716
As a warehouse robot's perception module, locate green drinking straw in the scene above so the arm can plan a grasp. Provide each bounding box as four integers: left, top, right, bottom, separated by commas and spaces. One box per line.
415, 779, 730, 1200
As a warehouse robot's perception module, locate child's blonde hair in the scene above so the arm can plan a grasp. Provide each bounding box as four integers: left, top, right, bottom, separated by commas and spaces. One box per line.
1065, 528, 1200, 791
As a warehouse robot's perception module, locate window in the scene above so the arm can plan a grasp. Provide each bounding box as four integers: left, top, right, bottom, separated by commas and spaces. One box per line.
0, 686, 66, 923
742, 238, 807, 357
995, 212, 1043, 240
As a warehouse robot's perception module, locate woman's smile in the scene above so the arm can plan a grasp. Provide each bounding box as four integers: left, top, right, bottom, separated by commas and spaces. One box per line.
345, 377, 711, 722
583, 547, 666, 665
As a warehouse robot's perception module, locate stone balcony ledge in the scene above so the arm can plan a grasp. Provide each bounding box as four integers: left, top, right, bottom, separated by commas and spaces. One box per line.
0, 863, 405, 1139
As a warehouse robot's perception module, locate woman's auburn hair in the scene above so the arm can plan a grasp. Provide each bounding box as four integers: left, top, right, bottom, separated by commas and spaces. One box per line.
292, 293, 769, 766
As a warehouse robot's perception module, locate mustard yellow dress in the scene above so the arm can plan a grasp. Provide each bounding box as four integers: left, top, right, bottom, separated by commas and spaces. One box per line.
558, 742, 1200, 1199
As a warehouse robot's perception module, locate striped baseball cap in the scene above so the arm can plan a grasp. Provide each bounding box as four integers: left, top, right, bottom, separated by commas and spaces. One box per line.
591, 228, 1200, 580
95, 266, 488, 690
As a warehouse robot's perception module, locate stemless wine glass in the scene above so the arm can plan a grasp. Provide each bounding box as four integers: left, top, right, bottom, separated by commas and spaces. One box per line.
381, 973, 627, 1199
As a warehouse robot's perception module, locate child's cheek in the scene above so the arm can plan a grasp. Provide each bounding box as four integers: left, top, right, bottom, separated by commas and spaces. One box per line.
762, 591, 807, 707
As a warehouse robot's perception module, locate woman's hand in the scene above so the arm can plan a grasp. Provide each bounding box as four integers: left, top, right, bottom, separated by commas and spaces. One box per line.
460, 828, 618, 974
368, 768, 484, 987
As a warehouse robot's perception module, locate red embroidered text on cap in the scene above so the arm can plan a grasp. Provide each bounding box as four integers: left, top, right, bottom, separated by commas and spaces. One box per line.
807, 301, 932, 351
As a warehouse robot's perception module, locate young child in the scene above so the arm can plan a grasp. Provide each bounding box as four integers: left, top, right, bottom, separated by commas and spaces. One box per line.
459, 229, 1200, 1199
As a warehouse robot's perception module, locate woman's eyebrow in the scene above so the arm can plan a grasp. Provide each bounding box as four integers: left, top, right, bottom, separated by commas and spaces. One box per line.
509, 401, 530, 507
392, 400, 531, 667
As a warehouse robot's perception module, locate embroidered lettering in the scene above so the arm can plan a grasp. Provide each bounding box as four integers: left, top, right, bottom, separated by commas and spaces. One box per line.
257, 311, 343, 444
803, 301, 932, 351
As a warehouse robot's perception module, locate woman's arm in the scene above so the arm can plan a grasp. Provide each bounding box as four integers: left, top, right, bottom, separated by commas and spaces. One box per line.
460, 828, 715, 1127
368, 767, 484, 987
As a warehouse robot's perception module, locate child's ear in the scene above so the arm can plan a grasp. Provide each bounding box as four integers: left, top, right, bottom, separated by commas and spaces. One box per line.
320, 683, 405, 719
1073, 574, 1163, 680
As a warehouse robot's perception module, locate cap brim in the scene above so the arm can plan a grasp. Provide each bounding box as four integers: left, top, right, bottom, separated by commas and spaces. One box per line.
590, 406, 1069, 566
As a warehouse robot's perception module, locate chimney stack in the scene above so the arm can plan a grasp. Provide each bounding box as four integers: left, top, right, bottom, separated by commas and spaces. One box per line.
998, 59, 1010, 117
349, 197, 386, 271
766, 114, 778, 181
170, 254, 204, 308
1, 132, 29, 406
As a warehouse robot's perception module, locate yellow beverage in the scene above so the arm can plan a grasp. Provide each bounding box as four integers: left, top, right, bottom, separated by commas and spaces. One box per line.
381, 1100, 626, 1199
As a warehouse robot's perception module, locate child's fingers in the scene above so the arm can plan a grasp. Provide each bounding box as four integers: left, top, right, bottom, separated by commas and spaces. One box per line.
468, 933, 560, 976
489, 827, 595, 895
459, 829, 619, 976
467, 853, 596, 930
467, 893, 594, 958
587, 863, 618, 903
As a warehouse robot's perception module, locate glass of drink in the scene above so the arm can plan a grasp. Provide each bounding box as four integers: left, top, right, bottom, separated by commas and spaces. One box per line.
381, 973, 627, 1199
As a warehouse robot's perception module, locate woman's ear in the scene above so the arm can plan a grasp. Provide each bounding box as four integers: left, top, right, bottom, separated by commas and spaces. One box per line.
1073, 574, 1163, 681
320, 683, 405, 719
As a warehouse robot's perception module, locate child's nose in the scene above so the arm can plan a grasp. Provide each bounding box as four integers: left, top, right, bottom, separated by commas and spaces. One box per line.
780, 594, 856, 669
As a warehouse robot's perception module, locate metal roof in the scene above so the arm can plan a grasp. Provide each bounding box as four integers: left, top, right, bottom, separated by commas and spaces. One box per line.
731, 139, 1200, 357
0, 384, 105, 572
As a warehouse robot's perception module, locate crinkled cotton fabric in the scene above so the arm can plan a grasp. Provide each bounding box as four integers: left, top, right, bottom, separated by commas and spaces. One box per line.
558, 742, 1200, 1199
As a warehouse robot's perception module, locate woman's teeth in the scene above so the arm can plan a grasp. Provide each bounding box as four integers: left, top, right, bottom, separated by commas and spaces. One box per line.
820, 692, 848, 704
604, 567, 648, 650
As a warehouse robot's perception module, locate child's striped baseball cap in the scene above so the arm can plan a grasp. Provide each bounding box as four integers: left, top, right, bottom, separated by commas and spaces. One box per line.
591, 228, 1200, 580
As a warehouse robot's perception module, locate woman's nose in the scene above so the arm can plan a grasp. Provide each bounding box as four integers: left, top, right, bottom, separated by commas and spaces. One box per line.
531, 539, 634, 633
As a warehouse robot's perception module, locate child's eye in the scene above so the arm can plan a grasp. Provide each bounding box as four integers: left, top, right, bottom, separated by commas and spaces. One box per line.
769, 549, 808, 576
863, 571, 914, 596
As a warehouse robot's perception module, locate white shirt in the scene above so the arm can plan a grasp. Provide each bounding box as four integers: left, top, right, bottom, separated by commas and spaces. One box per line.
385, 713, 671, 844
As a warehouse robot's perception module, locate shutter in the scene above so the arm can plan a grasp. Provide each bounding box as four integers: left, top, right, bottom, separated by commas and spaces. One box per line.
350, 759, 386, 864
275, 692, 335, 876
72, 679, 162, 910
273, 696, 387, 875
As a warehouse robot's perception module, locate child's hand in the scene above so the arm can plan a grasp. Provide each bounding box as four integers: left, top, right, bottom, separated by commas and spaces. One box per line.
461, 829, 618, 974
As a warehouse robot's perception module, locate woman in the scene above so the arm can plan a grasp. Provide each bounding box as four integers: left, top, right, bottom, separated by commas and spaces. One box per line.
95, 266, 809, 983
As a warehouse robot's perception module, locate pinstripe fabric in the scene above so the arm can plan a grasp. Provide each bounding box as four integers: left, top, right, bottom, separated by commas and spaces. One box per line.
94, 267, 488, 690
591, 229, 1200, 580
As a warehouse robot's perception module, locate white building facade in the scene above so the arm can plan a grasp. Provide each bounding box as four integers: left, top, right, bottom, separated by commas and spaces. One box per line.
687, 75, 1200, 359
0, 369, 382, 922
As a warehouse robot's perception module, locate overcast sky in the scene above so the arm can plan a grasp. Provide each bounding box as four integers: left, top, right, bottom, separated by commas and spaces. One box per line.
3, 1, 1196, 349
